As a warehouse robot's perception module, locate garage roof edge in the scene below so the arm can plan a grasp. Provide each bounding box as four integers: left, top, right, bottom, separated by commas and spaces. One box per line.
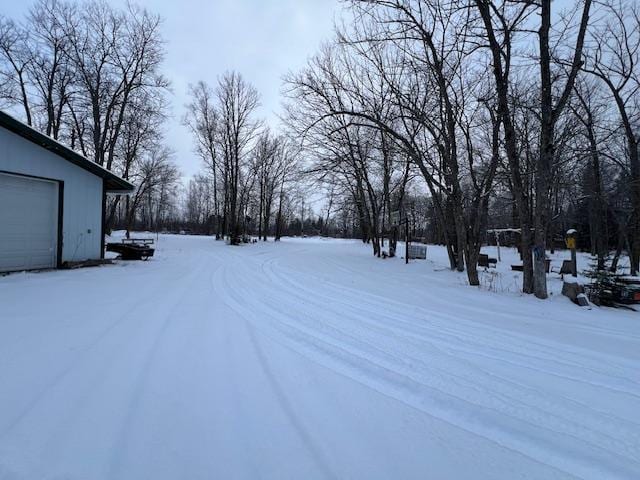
0, 110, 135, 192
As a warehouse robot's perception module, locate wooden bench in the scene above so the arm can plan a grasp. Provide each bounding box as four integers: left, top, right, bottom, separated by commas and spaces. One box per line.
511, 259, 551, 273
559, 259, 573, 275
478, 253, 497, 268
551, 259, 574, 276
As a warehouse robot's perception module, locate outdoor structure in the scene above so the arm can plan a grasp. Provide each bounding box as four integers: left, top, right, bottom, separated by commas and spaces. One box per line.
0, 111, 134, 272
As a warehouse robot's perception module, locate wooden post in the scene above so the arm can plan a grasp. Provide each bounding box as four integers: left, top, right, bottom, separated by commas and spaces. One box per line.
566, 229, 578, 277
405, 219, 410, 265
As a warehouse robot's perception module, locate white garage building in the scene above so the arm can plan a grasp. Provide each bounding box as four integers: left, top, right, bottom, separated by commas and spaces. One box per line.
0, 111, 134, 272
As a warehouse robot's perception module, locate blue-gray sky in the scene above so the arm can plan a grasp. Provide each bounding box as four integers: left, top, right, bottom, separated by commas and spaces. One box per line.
3, 0, 343, 179
158, 0, 342, 178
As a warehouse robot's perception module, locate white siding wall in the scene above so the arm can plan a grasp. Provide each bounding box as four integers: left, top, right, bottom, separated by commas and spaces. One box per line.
0, 127, 103, 262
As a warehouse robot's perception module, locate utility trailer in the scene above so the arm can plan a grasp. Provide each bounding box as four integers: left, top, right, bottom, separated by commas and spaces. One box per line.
106, 238, 155, 261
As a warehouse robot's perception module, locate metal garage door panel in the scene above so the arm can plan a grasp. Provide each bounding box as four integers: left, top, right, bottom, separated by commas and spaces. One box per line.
0, 173, 58, 272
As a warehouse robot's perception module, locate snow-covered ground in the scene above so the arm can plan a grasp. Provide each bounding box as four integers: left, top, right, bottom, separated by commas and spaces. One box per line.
0, 234, 638, 480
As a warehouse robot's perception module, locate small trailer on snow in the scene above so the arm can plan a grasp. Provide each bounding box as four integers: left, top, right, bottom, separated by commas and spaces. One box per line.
106, 238, 155, 261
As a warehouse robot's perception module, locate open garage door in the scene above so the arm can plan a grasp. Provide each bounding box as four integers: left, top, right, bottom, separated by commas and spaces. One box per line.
0, 173, 59, 272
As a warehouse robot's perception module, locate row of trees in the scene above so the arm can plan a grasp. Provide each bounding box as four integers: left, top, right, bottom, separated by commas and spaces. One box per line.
283, 0, 640, 298
0, 1, 301, 241
3, 0, 638, 302
0, 0, 179, 234
183, 74, 299, 243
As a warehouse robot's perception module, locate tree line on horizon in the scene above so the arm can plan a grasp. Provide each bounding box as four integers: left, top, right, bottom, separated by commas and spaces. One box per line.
0, 0, 306, 244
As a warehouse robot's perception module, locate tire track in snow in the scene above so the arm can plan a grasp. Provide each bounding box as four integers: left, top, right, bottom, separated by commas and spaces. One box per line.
256, 252, 639, 411
0, 253, 212, 480
217, 250, 639, 480
266, 257, 640, 403
106, 258, 216, 480
266, 256, 640, 393
257, 256, 640, 457
0, 263, 196, 439
260, 256, 640, 441
210, 262, 337, 480
317, 251, 640, 342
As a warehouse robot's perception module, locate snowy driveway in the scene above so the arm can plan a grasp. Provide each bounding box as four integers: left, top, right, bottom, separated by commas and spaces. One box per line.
1, 235, 639, 479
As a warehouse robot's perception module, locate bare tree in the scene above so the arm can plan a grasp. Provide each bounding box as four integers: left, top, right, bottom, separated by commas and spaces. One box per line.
184, 81, 223, 237
532, 0, 592, 298
25, 0, 75, 139
124, 145, 179, 237
0, 17, 32, 123
63, 1, 168, 169
583, 0, 640, 274
215, 71, 261, 243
